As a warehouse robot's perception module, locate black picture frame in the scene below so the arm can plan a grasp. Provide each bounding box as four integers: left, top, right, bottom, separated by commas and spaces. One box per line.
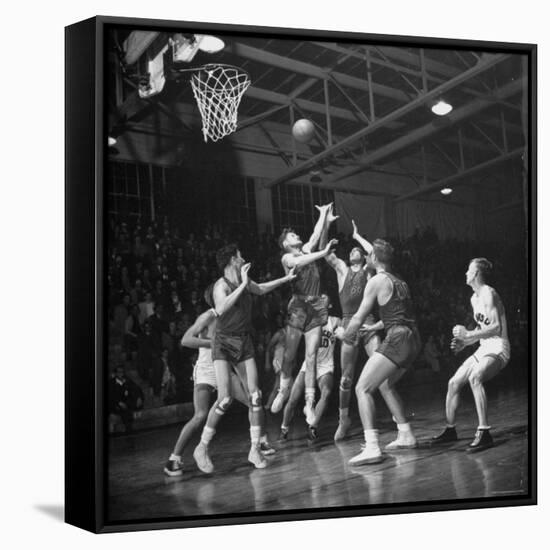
65, 15, 537, 533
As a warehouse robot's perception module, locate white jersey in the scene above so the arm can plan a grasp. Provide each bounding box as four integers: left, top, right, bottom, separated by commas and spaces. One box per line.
317, 316, 339, 368
193, 346, 217, 388
299, 316, 339, 378
471, 285, 510, 364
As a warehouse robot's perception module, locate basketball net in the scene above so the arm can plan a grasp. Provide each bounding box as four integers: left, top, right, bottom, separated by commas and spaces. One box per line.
190, 64, 251, 143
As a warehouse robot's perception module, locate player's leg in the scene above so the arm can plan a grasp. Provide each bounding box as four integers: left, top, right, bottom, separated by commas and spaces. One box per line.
432, 357, 474, 443
334, 342, 358, 440
303, 325, 322, 425
193, 361, 233, 473
349, 352, 400, 465
231, 370, 276, 456
165, 383, 213, 476
237, 357, 267, 468
378, 369, 416, 449
271, 325, 302, 412
310, 372, 333, 438
265, 372, 280, 411
466, 354, 505, 452
279, 372, 304, 440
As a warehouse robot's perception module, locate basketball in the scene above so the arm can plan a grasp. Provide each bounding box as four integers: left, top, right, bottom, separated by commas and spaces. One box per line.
292, 118, 315, 143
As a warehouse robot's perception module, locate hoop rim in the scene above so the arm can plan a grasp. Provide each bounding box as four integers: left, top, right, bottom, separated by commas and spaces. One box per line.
171, 62, 250, 79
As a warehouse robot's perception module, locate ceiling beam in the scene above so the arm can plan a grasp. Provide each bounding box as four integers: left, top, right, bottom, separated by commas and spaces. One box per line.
226, 42, 410, 102
326, 76, 524, 184
263, 53, 509, 188
394, 147, 524, 202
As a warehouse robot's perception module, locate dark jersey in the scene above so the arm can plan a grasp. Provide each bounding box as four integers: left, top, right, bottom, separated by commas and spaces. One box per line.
216, 277, 252, 334
378, 272, 416, 329
291, 260, 321, 297
340, 267, 368, 317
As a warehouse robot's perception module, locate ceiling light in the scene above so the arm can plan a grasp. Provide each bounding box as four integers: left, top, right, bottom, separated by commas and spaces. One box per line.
431, 99, 453, 116
108, 136, 117, 147
440, 187, 453, 195
196, 35, 225, 53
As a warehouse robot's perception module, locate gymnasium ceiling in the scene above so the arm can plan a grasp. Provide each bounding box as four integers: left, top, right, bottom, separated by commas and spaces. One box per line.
107, 27, 528, 203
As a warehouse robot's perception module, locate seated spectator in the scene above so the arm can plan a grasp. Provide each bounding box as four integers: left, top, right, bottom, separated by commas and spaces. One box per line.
108, 365, 144, 433
138, 291, 155, 325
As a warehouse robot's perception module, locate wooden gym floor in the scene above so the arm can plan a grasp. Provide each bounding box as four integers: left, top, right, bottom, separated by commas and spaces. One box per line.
107, 377, 529, 522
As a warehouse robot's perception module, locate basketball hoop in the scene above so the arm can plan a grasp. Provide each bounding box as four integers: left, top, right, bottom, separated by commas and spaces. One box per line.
190, 64, 251, 143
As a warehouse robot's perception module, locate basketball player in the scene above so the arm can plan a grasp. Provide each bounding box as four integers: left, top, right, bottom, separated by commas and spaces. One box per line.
431, 258, 510, 452
163, 285, 274, 477
193, 244, 295, 473
318, 210, 384, 440
264, 326, 286, 411
343, 239, 421, 465
279, 309, 340, 441
271, 203, 338, 425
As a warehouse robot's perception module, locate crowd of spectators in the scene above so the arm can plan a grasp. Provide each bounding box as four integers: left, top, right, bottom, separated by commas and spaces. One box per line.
108, 215, 529, 411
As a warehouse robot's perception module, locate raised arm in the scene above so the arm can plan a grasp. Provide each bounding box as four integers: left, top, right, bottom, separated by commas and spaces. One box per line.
303, 203, 331, 253
248, 267, 296, 296
352, 219, 373, 255
453, 289, 503, 345
342, 275, 381, 342
213, 264, 250, 316
319, 204, 347, 275
283, 238, 338, 271
180, 309, 217, 349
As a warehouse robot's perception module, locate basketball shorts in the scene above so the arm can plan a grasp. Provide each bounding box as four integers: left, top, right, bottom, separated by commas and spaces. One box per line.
341, 314, 380, 347
193, 360, 217, 389
212, 332, 255, 364
286, 294, 329, 333
474, 338, 511, 367
299, 360, 334, 380
376, 324, 421, 370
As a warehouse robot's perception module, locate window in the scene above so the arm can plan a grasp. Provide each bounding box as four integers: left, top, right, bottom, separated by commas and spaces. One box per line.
272, 182, 334, 238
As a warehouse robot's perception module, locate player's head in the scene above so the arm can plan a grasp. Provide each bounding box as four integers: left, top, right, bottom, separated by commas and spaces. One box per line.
278, 227, 302, 251
349, 246, 366, 265
369, 239, 394, 268
204, 283, 215, 308
216, 243, 245, 271
467, 257, 493, 285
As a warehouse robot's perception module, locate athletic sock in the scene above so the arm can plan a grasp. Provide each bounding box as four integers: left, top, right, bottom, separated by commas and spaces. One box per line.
446, 423, 456, 429
169, 453, 181, 461
281, 424, 289, 431
364, 429, 379, 447
279, 377, 291, 391
397, 422, 412, 433
339, 407, 349, 420
260, 434, 268, 444
200, 426, 215, 446
305, 388, 315, 405
477, 425, 491, 430
250, 425, 261, 445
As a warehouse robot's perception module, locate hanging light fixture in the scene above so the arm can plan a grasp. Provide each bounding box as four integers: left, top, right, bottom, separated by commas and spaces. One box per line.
108, 136, 117, 147
431, 99, 453, 116
440, 187, 453, 195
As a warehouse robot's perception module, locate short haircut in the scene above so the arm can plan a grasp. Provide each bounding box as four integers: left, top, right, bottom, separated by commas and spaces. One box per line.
350, 246, 366, 264
278, 228, 294, 250
204, 283, 215, 308
470, 257, 493, 280
216, 243, 239, 271
372, 239, 394, 265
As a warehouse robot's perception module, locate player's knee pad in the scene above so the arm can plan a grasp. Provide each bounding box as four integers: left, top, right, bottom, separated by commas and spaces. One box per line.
215, 395, 233, 415
249, 390, 263, 411
339, 376, 352, 392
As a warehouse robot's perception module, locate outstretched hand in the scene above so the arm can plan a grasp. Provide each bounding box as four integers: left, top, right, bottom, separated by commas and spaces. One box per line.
286, 266, 297, 281
325, 238, 338, 253
351, 219, 359, 239
315, 203, 333, 216
327, 204, 339, 223
240, 262, 251, 284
